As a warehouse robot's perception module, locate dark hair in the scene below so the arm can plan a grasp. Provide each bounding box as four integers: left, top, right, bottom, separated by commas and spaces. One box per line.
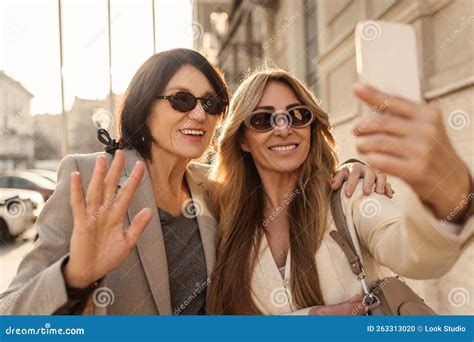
118, 48, 229, 160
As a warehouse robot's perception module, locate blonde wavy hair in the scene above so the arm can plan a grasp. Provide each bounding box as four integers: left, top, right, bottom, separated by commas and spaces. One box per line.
207, 69, 338, 314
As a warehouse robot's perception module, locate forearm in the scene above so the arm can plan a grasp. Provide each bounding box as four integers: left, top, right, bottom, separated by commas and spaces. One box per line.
349, 178, 472, 279
0, 256, 70, 315
423, 162, 472, 224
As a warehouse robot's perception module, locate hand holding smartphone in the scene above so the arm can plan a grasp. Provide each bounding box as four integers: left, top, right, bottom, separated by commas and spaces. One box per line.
355, 20, 422, 104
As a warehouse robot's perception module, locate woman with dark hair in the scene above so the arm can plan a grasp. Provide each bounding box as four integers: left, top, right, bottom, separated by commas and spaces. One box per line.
0, 49, 387, 315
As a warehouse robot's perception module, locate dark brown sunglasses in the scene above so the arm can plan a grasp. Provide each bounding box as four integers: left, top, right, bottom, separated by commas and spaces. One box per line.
157, 91, 227, 115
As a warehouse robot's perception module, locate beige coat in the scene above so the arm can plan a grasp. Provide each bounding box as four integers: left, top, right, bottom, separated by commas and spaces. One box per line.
1, 148, 471, 315
0, 149, 217, 315
251, 179, 473, 315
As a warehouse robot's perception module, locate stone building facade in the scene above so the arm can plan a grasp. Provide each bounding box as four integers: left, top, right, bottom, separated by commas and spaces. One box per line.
0, 71, 34, 170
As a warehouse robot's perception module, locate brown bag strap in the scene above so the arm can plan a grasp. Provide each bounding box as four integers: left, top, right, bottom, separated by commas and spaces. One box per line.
329, 188, 365, 278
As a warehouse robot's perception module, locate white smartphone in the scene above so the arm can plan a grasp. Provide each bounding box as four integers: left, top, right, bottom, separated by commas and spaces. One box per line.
355, 20, 422, 104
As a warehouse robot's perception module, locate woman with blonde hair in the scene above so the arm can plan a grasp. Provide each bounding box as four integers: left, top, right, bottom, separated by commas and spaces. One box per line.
207, 69, 471, 315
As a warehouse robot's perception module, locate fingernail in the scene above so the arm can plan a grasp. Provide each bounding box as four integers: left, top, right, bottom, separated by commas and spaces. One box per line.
96, 156, 105, 167
353, 83, 366, 93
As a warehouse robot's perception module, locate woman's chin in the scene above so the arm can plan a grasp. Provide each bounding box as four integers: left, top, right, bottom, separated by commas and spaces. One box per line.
266, 161, 303, 174
177, 148, 207, 160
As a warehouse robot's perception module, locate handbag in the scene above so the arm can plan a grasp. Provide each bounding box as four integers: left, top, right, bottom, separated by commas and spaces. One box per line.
329, 188, 436, 315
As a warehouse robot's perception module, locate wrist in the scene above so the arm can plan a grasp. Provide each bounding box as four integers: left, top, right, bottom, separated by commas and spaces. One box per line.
425, 163, 472, 223
62, 259, 94, 289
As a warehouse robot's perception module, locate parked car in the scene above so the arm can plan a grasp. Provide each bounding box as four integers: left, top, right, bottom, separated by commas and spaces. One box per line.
0, 190, 41, 243
0, 170, 56, 201
26, 169, 57, 183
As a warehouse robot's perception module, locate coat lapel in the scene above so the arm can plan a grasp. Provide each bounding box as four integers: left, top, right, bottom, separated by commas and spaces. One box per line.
121, 149, 172, 315
120, 150, 217, 314
185, 163, 218, 304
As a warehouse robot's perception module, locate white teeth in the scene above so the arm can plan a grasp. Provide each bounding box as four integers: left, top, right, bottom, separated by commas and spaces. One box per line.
270, 144, 297, 151
180, 129, 204, 136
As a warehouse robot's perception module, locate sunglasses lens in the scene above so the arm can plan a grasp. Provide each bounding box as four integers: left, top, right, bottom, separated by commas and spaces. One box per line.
171, 92, 196, 112
289, 107, 313, 127
249, 112, 273, 131
203, 97, 226, 115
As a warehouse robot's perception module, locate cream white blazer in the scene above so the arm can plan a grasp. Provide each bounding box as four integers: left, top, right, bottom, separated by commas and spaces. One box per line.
250, 178, 473, 315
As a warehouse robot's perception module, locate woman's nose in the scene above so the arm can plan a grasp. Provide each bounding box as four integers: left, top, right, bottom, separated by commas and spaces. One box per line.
189, 103, 206, 122
273, 125, 292, 137
272, 113, 292, 137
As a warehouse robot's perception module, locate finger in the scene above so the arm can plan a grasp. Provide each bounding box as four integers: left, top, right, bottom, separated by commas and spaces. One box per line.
353, 83, 423, 119
356, 134, 419, 159
114, 161, 146, 218
104, 150, 125, 201
361, 166, 376, 195
332, 168, 348, 190
351, 302, 369, 315
125, 208, 153, 246
375, 172, 387, 194
85, 155, 107, 210
364, 153, 412, 179
315, 302, 363, 315
353, 114, 413, 137
345, 294, 363, 303
70, 171, 86, 227
343, 295, 368, 315
344, 167, 361, 197
385, 182, 394, 198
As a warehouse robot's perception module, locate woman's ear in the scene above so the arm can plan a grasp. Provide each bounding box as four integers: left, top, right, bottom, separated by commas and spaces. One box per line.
240, 138, 250, 152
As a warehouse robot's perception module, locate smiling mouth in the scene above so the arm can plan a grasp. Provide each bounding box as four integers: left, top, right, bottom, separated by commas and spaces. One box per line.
179, 129, 205, 136
269, 144, 298, 151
